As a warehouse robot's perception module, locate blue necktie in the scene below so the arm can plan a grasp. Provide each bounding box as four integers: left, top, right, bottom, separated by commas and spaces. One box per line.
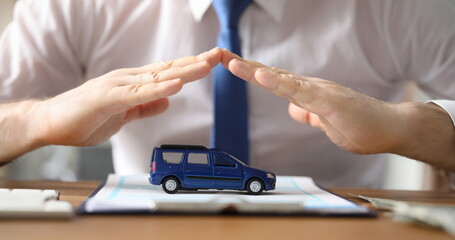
211, 0, 252, 164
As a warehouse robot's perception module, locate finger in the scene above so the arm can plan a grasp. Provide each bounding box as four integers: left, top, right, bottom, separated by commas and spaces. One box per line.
254, 68, 308, 100
254, 69, 335, 116
222, 49, 294, 76
115, 78, 184, 108
221, 49, 265, 69
227, 57, 260, 84
288, 103, 323, 128
225, 57, 296, 90
116, 60, 211, 86
144, 60, 212, 84
223, 49, 331, 87
222, 49, 270, 70
223, 49, 335, 115
128, 47, 222, 75
223, 51, 269, 86
124, 98, 169, 123
227, 58, 315, 107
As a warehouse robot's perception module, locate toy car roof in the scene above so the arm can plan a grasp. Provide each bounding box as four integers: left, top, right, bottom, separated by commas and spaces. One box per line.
159, 145, 208, 150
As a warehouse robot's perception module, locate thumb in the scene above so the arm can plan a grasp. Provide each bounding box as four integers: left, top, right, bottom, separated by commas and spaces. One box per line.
288, 102, 323, 129
124, 98, 170, 123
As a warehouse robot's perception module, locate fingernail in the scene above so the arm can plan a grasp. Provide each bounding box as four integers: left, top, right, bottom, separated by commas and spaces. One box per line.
200, 48, 218, 58
204, 47, 219, 56
209, 47, 219, 53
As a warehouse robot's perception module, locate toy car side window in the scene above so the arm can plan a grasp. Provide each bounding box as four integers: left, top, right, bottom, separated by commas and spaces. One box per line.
187, 153, 209, 165
214, 155, 236, 167
162, 152, 183, 164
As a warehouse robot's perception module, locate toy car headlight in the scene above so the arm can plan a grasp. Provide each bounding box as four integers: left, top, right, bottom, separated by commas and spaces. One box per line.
267, 173, 274, 178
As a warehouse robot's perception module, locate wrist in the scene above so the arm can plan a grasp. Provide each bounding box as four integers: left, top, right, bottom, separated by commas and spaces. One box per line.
19, 99, 49, 149
0, 100, 48, 163
391, 102, 455, 171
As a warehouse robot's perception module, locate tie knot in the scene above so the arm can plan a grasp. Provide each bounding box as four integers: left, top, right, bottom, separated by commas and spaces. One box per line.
212, 0, 252, 29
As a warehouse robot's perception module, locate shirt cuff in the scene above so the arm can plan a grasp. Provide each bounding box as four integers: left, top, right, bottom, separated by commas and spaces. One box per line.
427, 100, 455, 127
428, 100, 455, 188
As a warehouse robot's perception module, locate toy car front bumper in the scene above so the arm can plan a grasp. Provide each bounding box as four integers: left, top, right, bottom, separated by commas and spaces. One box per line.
266, 178, 276, 190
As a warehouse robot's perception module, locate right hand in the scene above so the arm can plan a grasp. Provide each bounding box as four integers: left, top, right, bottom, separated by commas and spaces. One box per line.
32, 48, 222, 147
221, 49, 455, 171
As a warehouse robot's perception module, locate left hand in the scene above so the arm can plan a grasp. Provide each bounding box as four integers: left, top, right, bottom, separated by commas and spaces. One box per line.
34, 48, 222, 147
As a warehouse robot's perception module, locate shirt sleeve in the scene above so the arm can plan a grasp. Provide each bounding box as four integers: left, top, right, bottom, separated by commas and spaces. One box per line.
0, 0, 86, 101
429, 100, 455, 186
429, 100, 455, 128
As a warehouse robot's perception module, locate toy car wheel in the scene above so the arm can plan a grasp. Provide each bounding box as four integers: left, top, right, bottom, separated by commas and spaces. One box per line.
162, 177, 180, 194
246, 178, 264, 195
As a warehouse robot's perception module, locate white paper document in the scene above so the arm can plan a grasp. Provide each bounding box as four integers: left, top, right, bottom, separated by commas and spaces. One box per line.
80, 174, 373, 216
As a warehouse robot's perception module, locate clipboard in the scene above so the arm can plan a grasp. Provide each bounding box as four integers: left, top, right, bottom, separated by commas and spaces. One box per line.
77, 174, 375, 217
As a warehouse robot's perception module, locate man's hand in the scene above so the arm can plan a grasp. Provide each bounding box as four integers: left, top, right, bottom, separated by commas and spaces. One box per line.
37, 48, 222, 146
221, 49, 455, 171
0, 48, 222, 163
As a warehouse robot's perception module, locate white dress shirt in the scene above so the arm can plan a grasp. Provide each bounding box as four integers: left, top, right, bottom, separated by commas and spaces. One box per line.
1, 0, 454, 187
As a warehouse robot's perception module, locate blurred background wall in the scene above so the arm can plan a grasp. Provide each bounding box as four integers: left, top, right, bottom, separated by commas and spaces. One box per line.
0, 0, 431, 189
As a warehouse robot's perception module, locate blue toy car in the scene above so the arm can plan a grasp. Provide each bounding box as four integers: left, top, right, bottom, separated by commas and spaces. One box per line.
149, 145, 276, 195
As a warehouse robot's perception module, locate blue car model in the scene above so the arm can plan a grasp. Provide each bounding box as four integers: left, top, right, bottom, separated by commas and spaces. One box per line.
149, 145, 276, 195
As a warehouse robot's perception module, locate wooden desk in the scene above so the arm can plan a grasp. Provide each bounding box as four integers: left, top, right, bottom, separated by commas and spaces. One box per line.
1, 180, 454, 240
